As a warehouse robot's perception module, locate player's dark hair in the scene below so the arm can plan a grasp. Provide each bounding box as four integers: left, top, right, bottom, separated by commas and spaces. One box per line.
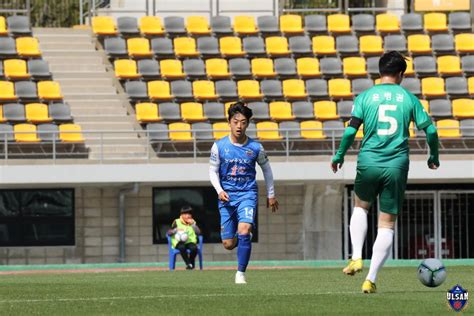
180, 205, 193, 214
379, 51, 407, 76
227, 101, 253, 122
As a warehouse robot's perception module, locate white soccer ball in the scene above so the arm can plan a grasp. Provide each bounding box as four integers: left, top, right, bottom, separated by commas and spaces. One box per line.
417, 258, 447, 287
174, 230, 188, 242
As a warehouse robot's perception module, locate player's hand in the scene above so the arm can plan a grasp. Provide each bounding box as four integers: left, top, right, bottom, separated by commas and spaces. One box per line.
267, 197, 279, 213
331, 156, 343, 173
218, 191, 230, 202
428, 156, 440, 170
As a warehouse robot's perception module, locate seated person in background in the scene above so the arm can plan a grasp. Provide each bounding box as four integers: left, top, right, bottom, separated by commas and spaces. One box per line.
167, 205, 201, 270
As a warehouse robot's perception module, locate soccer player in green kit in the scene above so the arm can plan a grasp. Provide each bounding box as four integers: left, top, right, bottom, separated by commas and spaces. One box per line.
331, 51, 440, 293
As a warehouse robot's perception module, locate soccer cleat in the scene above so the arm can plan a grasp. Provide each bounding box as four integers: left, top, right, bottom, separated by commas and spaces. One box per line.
343, 258, 363, 275
235, 271, 247, 284
362, 280, 376, 293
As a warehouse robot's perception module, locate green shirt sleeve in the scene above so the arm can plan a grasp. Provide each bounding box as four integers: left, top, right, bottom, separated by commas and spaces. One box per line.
411, 94, 432, 130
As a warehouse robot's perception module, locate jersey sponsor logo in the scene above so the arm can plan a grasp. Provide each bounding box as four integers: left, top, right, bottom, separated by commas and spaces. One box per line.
210, 151, 218, 162
245, 149, 254, 157
224, 158, 252, 164
447, 285, 469, 312
226, 175, 252, 182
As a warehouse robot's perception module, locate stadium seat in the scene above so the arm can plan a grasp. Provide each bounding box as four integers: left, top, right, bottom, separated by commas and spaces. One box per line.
139, 16, 165, 36
436, 119, 461, 138
37, 81, 63, 100
0, 124, 13, 141
14, 123, 40, 142
151, 38, 174, 57
92, 16, 117, 36
413, 56, 437, 76
114, 59, 141, 79
169, 122, 192, 141
170, 80, 193, 100
314, 101, 339, 120
405, 56, 415, 76
104, 37, 127, 58
210, 16, 233, 36
181, 102, 206, 121
0, 37, 17, 57
337, 100, 353, 119
352, 14, 375, 33
49, 102, 72, 122
312, 35, 336, 55
193, 80, 218, 101
305, 15, 327, 33
197, 36, 220, 57
127, 38, 152, 57
401, 78, 421, 95
328, 78, 352, 98
234, 16, 258, 35
470, 77, 474, 95
323, 120, 344, 137
136, 102, 161, 123
261, 79, 283, 99
186, 16, 211, 35
242, 36, 265, 56
147, 123, 169, 141
158, 102, 181, 121
401, 13, 423, 32
173, 37, 199, 57
25, 103, 52, 123
269, 101, 294, 120
206, 58, 231, 79
256, 121, 281, 140
455, 34, 474, 53
258, 16, 280, 35
160, 59, 185, 79
215, 80, 238, 99
220, 37, 245, 57
192, 122, 213, 140
16, 37, 41, 57
448, 12, 471, 32
422, 77, 446, 97
266, 36, 291, 57
148, 80, 173, 101
7, 15, 32, 35
424, 13, 448, 32
201, 102, 225, 122
15, 81, 38, 100
212, 122, 230, 139
4, 59, 30, 80
252, 58, 276, 78
247, 102, 270, 120
328, 14, 351, 33
360, 35, 384, 55
408, 34, 431, 54
300, 120, 325, 139
117, 17, 139, 36
37, 123, 59, 142
367, 56, 380, 76
283, 79, 307, 99
437, 56, 462, 76
462, 55, 474, 75
292, 101, 314, 119
320, 57, 342, 77
59, 124, 85, 142
3, 103, 25, 122
0, 16, 7, 36
452, 99, 474, 118
446, 77, 469, 96
432, 34, 455, 54
137, 59, 160, 79
238, 80, 263, 100
289, 36, 312, 55
164, 16, 186, 36
343, 57, 367, 76
306, 79, 328, 99
336, 35, 359, 55
274, 58, 297, 77
352, 78, 374, 95
384, 34, 407, 52
296, 57, 320, 78
125, 81, 148, 101
280, 15, 304, 34
376, 13, 400, 33
460, 119, 474, 136
429, 99, 452, 118
183, 59, 206, 79
229, 58, 252, 78
279, 121, 301, 139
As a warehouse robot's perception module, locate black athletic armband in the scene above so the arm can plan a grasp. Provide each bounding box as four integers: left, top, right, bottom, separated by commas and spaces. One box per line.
348, 116, 363, 129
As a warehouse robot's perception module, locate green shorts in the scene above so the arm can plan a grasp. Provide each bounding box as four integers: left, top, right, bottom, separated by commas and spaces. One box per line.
354, 166, 408, 215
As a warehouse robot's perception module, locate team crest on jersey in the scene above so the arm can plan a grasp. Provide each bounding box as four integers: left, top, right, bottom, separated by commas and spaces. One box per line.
447, 285, 469, 312
245, 149, 254, 157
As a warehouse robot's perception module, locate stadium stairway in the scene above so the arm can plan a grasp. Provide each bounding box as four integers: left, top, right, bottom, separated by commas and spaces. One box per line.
34, 27, 148, 160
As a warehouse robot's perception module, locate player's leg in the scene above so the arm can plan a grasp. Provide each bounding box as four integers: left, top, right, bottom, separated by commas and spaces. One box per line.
175, 242, 192, 267
220, 204, 239, 250
235, 196, 257, 284
186, 242, 198, 268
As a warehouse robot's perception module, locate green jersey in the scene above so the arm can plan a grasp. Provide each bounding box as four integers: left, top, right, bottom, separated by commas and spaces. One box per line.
352, 83, 432, 170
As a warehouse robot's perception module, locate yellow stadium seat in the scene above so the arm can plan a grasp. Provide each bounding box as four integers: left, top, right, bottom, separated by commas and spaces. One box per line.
225, 102, 236, 117
256, 121, 281, 140
452, 99, 474, 118
114, 59, 140, 79
297, 57, 320, 78
0, 81, 17, 101
312, 35, 337, 55
186, 16, 211, 35
181, 102, 206, 121
14, 123, 40, 142
280, 15, 304, 34
4, 59, 30, 79
148, 80, 173, 101
237, 80, 263, 100
422, 77, 446, 97
0, 16, 7, 35
16, 37, 41, 57
213, 122, 230, 139
37, 81, 63, 100
343, 57, 367, 76
300, 120, 325, 139
127, 38, 152, 57
375, 13, 399, 33
92, 16, 117, 36
169, 122, 192, 141
0, 106, 5, 123
25, 103, 52, 123
160, 59, 185, 79
205, 58, 231, 79
136, 102, 161, 122
419, 99, 430, 114
139, 16, 165, 36
436, 119, 461, 138
408, 34, 432, 54
328, 14, 351, 33
469, 77, 474, 95
360, 35, 384, 55
234, 16, 258, 35
266, 36, 291, 56
328, 79, 352, 98
409, 122, 415, 138
193, 80, 218, 100
455, 33, 474, 53
251, 58, 276, 78
269, 101, 294, 120
173, 37, 199, 57
424, 13, 448, 32
282, 79, 307, 99
405, 57, 415, 76
313, 101, 339, 120
437, 55, 462, 76
59, 124, 85, 142
219, 37, 245, 57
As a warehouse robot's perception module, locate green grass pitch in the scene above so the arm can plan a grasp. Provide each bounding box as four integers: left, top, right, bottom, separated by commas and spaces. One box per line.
0, 265, 472, 315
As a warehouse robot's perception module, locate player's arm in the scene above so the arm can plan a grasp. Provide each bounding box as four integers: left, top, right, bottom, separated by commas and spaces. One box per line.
209, 143, 229, 202
167, 220, 177, 236
331, 116, 362, 173
257, 145, 278, 212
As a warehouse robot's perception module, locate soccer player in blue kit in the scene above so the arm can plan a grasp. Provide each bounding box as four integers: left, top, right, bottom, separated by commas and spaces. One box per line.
209, 102, 279, 284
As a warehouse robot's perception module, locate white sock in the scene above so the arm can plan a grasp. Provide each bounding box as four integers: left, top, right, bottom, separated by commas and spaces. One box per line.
236, 271, 245, 276
366, 228, 394, 283
350, 207, 368, 260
